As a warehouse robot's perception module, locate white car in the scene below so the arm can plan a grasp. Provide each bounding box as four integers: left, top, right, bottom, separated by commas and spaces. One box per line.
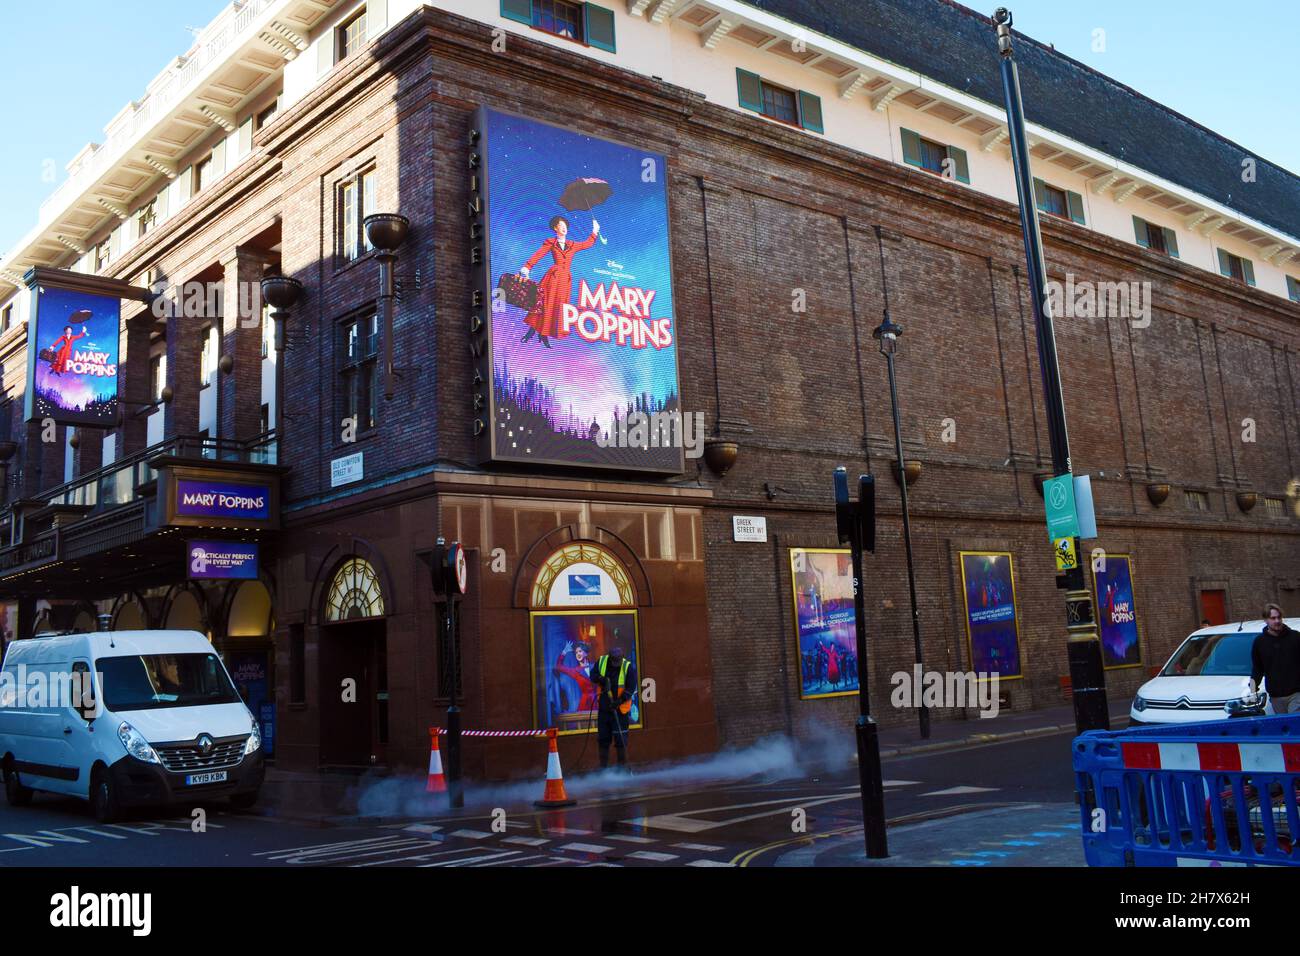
1128, 618, 1299, 726
0, 629, 264, 822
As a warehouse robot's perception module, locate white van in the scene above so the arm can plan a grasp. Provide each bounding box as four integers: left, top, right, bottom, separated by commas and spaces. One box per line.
0, 630, 264, 822
1128, 618, 1298, 726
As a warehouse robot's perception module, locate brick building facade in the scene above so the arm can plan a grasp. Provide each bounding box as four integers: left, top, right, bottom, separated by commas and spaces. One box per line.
0, 1, 1297, 779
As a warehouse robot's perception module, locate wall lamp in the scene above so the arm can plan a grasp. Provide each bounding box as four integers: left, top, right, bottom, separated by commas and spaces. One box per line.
259, 274, 304, 434
363, 213, 411, 402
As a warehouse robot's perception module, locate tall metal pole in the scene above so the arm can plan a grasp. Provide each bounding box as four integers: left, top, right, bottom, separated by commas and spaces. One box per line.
835, 467, 888, 858
993, 8, 1109, 732
884, 349, 930, 739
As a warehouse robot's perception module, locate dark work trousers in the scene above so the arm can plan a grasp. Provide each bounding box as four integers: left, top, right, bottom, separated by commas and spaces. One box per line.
596, 706, 630, 768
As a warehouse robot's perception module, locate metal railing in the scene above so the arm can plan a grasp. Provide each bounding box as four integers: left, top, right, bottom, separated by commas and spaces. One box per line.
36, 431, 278, 515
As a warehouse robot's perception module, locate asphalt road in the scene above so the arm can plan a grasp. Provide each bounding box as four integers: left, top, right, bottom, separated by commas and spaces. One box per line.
0, 728, 1084, 867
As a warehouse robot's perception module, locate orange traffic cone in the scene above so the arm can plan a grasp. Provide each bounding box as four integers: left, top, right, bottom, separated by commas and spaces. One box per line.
533, 728, 576, 808
426, 728, 447, 794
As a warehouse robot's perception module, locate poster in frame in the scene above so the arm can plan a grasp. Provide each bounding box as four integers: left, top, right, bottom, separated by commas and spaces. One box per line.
957, 550, 1024, 681
530, 608, 642, 735
789, 547, 859, 700
1092, 553, 1144, 670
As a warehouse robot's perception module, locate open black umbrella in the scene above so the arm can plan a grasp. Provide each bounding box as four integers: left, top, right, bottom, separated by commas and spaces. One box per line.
558, 177, 611, 245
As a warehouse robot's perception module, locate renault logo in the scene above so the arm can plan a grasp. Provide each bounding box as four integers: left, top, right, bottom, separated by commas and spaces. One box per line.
196, 734, 214, 755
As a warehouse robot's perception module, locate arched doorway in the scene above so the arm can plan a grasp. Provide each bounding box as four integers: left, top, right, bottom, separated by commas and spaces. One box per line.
164, 586, 207, 634
529, 542, 642, 736
224, 580, 276, 759
319, 557, 388, 767
112, 594, 149, 631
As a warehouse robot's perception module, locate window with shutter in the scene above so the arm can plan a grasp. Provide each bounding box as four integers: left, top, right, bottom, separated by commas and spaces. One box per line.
501, 0, 532, 24
900, 128, 922, 167
585, 3, 616, 51
797, 90, 823, 133
736, 69, 763, 112
946, 145, 970, 184
1066, 190, 1086, 225
1133, 216, 1151, 247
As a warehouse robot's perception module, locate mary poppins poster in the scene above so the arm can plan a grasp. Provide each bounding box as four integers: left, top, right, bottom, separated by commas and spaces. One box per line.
481, 108, 682, 471
26, 285, 120, 426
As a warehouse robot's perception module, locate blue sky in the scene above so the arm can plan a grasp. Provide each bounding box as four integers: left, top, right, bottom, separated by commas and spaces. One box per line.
0, 1, 1295, 258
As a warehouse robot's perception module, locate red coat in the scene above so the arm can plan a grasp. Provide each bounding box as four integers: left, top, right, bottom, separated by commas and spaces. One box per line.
522, 233, 597, 338
50, 329, 87, 374
553, 651, 597, 711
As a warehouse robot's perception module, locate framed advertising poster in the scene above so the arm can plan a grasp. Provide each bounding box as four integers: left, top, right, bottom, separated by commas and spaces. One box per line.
473, 107, 683, 473
25, 284, 120, 426
530, 609, 642, 735
1093, 553, 1143, 669
790, 548, 859, 699
958, 551, 1023, 680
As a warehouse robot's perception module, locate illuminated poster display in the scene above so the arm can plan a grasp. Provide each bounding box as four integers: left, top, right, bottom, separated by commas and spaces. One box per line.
789, 548, 859, 699
26, 285, 120, 425
1094, 554, 1143, 669
958, 551, 1023, 680
475, 107, 682, 472
531, 609, 642, 734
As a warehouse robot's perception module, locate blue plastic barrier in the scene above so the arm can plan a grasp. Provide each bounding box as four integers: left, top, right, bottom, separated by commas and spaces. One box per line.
1073, 715, 1300, 867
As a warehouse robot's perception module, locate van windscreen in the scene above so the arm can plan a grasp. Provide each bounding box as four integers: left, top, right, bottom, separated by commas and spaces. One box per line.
96, 653, 240, 711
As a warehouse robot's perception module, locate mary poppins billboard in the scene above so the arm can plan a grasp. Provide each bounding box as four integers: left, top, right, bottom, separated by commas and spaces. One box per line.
471, 108, 683, 473
25, 284, 120, 426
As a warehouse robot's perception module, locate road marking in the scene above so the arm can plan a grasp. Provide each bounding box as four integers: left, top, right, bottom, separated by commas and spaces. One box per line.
627, 794, 858, 834
921, 786, 999, 796
882, 780, 921, 787
258, 836, 429, 864
626, 850, 678, 862
447, 829, 493, 840
526, 858, 579, 866
543, 827, 592, 836
558, 842, 614, 854
502, 836, 551, 847
605, 834, 656, 844
673, 842, 724, 851
478, 853, 549, 866
421, 850, 521, 867
1030, 831, 1065, 838
403, 824, 442, 834
3, 830, 90, 848
254, 835, 406, 857
67, 827, 128, 840
685, 859, 735, 867
351, 846, 484, 867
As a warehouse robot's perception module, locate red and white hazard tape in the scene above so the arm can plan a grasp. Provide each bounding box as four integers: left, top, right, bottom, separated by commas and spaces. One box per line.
1122, 741, 1300, 773
430, 727, 550, 738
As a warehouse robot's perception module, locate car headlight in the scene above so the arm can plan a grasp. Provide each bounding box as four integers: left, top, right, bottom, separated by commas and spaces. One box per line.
1133, 695, 1147, 712
117, 721, 161, 764
245, 712, 262, 755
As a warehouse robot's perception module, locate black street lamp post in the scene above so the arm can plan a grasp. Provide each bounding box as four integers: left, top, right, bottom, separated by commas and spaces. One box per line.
873, 314, 930, 740
993, 7, 1108, 732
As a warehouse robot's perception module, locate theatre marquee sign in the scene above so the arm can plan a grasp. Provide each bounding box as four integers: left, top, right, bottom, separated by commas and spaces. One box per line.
160, 467, 280, 530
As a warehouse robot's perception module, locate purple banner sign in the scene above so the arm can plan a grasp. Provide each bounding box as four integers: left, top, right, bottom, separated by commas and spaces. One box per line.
188, 541, 259, 580
176, 479, 270, 521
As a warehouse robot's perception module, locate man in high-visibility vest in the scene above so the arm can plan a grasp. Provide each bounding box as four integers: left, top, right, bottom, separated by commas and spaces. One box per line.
591, 645, 637, 770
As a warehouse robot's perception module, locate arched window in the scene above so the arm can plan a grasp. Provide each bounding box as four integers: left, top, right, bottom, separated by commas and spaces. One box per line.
530, 542, 635, 608
325, 557, 385, 622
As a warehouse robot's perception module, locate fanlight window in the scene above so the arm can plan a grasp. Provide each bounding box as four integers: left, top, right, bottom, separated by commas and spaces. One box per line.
325, 558, 385, 621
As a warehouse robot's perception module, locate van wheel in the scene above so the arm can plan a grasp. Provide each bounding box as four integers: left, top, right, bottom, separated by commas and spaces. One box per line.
90, 767, 119, 823
229, 790, 259, 811
4, 764, 33, 807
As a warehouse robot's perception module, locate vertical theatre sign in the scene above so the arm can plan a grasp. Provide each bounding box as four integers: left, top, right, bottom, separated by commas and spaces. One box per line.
26, 283, 121, 426
469, 107, 683, 473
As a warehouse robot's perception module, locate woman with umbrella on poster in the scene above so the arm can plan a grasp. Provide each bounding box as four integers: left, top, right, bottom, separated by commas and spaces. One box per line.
46, 309, 92, 375
515, 178, 610, 348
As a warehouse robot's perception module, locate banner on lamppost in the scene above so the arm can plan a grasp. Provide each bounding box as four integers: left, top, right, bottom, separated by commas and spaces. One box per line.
1093, 553, 1143, 669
